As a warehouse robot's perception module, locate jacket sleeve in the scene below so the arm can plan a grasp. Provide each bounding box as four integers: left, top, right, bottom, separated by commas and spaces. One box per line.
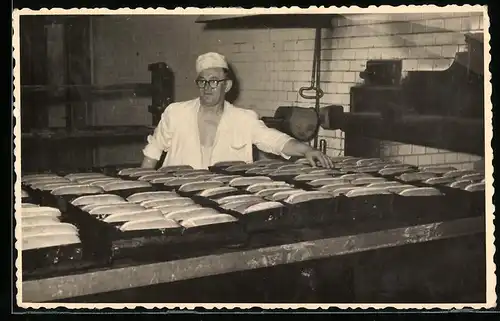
142, 107, 173, 160
247, 110, 294, 159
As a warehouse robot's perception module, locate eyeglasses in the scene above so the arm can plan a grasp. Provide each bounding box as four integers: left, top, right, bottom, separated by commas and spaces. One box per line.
195, 79, 227, 89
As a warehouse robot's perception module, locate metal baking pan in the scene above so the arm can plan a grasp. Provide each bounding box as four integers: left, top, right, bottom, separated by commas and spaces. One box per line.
337, 193, 394, 224
223, 204, 288, 233
21, 242, 87, 281
179, 218, 248, 250
280, 197, 339, 229
391, 193, 451, 225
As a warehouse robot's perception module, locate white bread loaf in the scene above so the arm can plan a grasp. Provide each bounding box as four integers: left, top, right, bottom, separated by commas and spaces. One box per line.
220, 199, 264, 211
81, 202, 129, 212
164, 177, 207, 187
284, 191, 333, 204
424, 177, 457, 185
355, 165, 386, 173
460, 173, 484, 181
419, 166, 457, 174
339, 173, 372, 181
246, 181, 291, 193
255, 187, 294, 198
51, 185, 104, 196
198, 186, 239, 197
34, 182, 80, 191
89, 179, 124, 187
268, 189, 306, 201
140, 198, 194, 209
102, 181, 152, 192
22, 206, 61, 217
23, 233, 81, 250
293, 173, 332, 182
212, 161, 247, 167
129, 170, 159, 178
383, 164, 412, 169
178, 181, 224, 193
126, 191, 179, 203
277, 164, 310, 171
164, 208, 220, 222
378, 167, 414, 176
157, 165, 194, 173
398, 172, 438, 183
71, 194, 126, 206
229, 176, 272, 187
308, 178, 348, 187
245, 167, 274, 175
464, 182, 485, 192
150, 177, 177, 184
175, 169, 212, 177
156, 204, 202, 215
384, 184, 416, 194
442, 169, 478, 179
22, 203, 39, 208
399, 187, 443, 197
118, 167, 157, 176
27, 178, 72, 188
73, 176, 114, 184
208, 175, 241, 183
366, 181, 401, 188
180, 214, 238, 228
22, 215, 60, 226
119, 217, 180, 231
22, 222, 78, 238
216, 194, 264, 205
345, 187, 391, 197
331, 187, 359, 197
242, 201, 284, 214
22, 174, 61, 182
88, 204, 146, 215
308, 169, 339, 175
318, 183, 356, 193
225, 163, 265, 172
448, 180, 475, 189
137, 173, 172, 182
103, 209, 164, 223
65, 173, 108, 182
351, 177, 387, 185
356, 158, 383, 167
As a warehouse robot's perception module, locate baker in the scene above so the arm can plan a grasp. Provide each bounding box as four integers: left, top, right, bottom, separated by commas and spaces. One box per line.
141, 52, 333, 170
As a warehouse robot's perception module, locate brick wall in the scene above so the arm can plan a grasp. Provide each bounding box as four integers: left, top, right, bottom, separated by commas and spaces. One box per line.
89, 12, 485, 169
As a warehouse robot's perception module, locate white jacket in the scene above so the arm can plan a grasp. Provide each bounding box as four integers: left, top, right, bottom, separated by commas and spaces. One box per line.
143, 98, 293, 169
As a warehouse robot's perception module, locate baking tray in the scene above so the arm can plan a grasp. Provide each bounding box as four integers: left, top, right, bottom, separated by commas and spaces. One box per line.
337, 193, 395, 224
278, 197, 340, 229
223, 205, 288, 233
22, 242, 88, 281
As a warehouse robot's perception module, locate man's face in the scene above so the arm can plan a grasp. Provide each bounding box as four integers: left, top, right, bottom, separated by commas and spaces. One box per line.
196, 68, 231, 107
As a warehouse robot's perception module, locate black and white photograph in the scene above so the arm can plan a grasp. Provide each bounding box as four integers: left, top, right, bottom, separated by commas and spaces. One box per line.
13, 6, 494, 308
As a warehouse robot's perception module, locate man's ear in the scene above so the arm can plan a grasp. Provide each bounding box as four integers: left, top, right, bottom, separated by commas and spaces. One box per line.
224, 79, 233, 93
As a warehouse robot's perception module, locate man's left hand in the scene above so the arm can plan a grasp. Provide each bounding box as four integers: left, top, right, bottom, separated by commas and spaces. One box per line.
304, 149, 334, 168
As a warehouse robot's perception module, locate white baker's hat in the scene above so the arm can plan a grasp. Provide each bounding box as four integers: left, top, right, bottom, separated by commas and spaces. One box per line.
196, 52, 229, 74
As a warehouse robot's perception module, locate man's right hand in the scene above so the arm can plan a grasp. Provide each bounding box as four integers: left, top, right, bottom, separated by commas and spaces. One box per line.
141, 156, 158, 169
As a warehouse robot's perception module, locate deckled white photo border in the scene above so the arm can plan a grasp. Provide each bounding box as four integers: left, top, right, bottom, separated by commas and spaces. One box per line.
12, 4, 495, 310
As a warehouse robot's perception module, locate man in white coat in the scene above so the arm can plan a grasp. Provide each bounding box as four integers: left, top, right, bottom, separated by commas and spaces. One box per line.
141, 52, 333, 170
